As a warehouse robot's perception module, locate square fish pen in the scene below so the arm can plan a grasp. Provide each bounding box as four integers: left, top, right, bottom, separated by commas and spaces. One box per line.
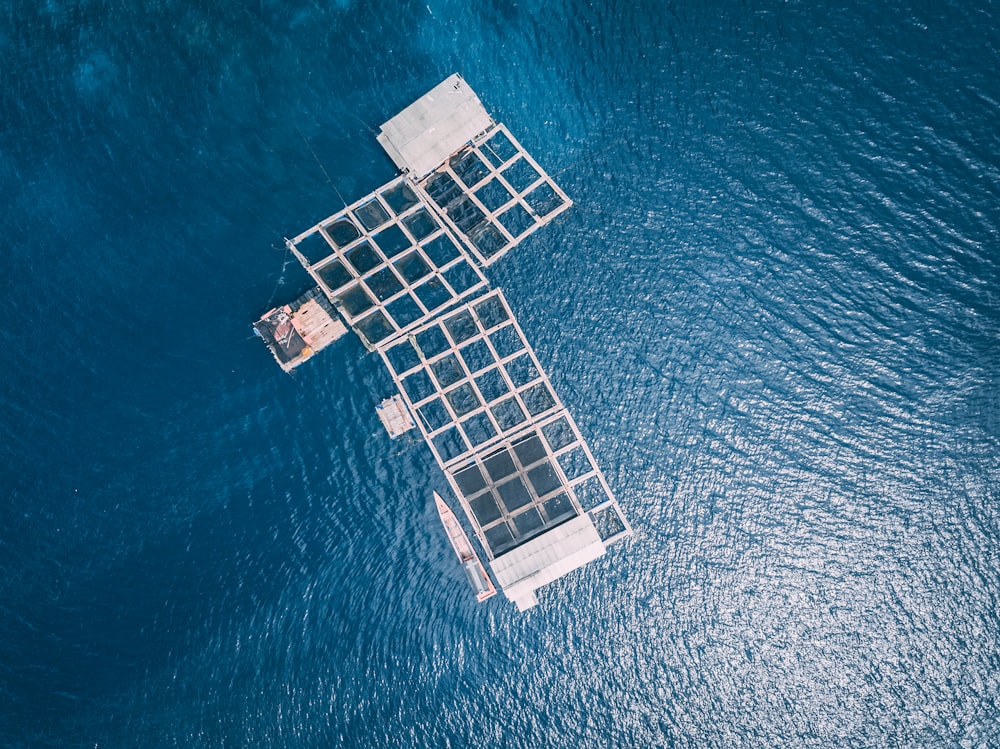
376, 74, 572, 267
286, 174, 489, 349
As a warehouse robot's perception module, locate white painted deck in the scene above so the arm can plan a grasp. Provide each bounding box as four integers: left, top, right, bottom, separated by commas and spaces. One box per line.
489, 514, 606, 611
376, 74, 494, 179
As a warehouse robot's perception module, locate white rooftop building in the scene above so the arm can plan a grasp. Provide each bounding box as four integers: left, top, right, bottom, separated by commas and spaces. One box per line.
377, 74, 494, 179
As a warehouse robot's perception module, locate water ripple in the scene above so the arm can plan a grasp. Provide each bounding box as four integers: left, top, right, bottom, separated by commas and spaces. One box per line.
3, 0, 1000, 746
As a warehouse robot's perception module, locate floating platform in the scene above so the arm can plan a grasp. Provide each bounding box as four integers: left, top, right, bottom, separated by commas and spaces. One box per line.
377, 74, 494, 180
376, 395, 416, 439
261, 75, 631, 610
254, 288, 347, 371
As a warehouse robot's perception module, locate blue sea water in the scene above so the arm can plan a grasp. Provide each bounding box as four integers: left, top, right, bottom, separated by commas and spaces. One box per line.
2, 0, 999, 746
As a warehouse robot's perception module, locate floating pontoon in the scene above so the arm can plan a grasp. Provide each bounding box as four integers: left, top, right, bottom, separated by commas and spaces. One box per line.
254, 288, 347, 372
376, 395, 416, 439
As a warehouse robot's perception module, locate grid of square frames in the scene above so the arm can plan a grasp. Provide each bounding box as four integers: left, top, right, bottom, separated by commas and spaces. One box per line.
446, 418, 587, 556
378, 289, 621, 556
417, 124, 572, 267
380, 290, 562, 463
290, 175, 489, 349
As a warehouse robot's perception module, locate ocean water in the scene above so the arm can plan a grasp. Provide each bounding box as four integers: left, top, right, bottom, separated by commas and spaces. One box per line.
2, 0, 999, 746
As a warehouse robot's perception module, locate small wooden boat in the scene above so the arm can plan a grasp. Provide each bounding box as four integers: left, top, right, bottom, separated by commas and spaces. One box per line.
434, 491, 496, 602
